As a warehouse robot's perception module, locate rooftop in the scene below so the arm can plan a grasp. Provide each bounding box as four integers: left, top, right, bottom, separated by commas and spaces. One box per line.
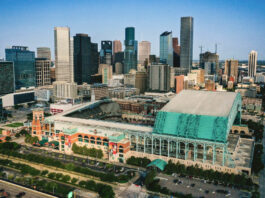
161, 90, 239, 117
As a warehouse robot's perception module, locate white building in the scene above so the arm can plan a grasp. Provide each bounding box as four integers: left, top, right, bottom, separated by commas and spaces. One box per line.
148, 64, 171, 92
248, 50, 257, 78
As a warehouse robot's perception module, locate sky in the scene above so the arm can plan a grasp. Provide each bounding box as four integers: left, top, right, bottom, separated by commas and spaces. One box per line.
0, 0, 265, 60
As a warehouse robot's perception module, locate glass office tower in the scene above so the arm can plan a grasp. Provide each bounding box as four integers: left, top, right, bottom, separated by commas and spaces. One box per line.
0, 61, 15, 95
5, 46, 35, 89
159, 31, 173, 66
100, 41, 112, 65
124, 27, 137, 73
180, 16, 194, 73
74, 34, 99, 85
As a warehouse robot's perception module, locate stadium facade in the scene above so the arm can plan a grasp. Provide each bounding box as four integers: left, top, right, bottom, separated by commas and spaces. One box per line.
32, 90, 253, 175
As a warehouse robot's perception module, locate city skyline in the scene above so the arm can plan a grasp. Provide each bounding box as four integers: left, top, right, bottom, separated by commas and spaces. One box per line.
0, 0, 264, 60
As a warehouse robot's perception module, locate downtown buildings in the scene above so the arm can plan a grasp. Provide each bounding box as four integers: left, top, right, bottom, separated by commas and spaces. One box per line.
0, 61, 15, 95
248, 50, 257, 78
180, 17, 194, 73
5, 46, 36, 89
138, 41, 151, 66
73, 33, 98, 85
124, 27, 137, 73
160, 31, 173, 66
54, 27, 72, 82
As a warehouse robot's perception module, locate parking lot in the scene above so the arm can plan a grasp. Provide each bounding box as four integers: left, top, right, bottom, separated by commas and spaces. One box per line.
157, 173, 242, 198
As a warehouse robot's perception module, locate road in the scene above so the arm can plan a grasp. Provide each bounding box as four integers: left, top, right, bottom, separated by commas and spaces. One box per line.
0, 179, 57, 198
259, 124, 265, 198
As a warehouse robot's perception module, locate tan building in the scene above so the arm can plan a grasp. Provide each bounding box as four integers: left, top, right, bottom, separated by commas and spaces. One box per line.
53, 81, 77, 101
113, 40, 122, 54
205, 80, 215, 91
54, 27, 72, 83
135, 71, 148, 94
224, 59, 238, 83
98, 64, 112, 84
138, 41, 151, 66
191, 69, 205, 85
37, 47, 51, 60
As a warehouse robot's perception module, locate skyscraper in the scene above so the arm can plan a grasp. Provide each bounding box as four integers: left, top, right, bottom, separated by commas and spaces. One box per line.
70, 37, 74, 82
113, 40, 122, 54
248, 50, 258, 78
224, 59, 238, 83
100, 41, 112, 65
37, 47, 51, 60
172, 37, 180, 67
180, 16, 194, 73
54, 27, 71, 82
0, 61, 15, 95
5, 46, 35, 89
124, 27, 137, 73
160, 31, 173, 66
138, 41, 151, 66
35, 58, 51, 86
73, 33, 99, 85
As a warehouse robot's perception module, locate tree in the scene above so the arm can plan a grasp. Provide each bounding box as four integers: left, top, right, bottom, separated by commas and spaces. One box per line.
15, 133, 20, 138
71, 178, 78, 184
61, 175, 71, 183
5, 136, 11, 141
41, 170, 49, 176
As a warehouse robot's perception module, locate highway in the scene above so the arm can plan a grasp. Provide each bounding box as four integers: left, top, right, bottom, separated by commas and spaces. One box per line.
0, 179, 57, 198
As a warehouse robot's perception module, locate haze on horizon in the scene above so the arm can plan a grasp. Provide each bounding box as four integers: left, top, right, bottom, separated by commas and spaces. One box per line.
0, 0, 264, 60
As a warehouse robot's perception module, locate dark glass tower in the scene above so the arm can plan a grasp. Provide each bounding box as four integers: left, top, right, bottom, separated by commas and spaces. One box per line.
5, 46, 35, 89
180, 17, 194, 73
74, 34, 99, 85
159, 31, 173, 66
0, 61, 15, 95
124, 27, 137, 73
100, 41, 112, 65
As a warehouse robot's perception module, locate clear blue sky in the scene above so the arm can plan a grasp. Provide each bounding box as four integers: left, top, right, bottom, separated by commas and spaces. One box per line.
0, 0, 264, 60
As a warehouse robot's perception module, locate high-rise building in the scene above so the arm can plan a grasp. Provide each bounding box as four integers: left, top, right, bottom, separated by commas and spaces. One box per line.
70, 37, 74, 82
54, 27, 71, 82
0, 61, 15, 95
5, 46, 36, 89
113, 40, 122, 54
199, 51, 219, 76
180, 16, 194, 73
148, 64, 171, 92
73, 33, 99, 85
138, 41, 151, 66
224, 59, 239, 83
160, 31, 173, 66
53, 81, 77, 101
99, 64, 112, 84
172, 37, 181, 67
37, 47, 51, 60
135, 71, 148, 94
100, 41, 112, 65
35, 58, 51, 86
248, 50, 257, 78
124, 27, 137, 73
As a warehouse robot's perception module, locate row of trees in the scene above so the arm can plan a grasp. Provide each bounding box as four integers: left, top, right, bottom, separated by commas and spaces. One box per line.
126, 156, 151, 167
72, 143, 103, 159
0, 158, 114, 198
0, 142, 131, 183
252, 144, 264, 174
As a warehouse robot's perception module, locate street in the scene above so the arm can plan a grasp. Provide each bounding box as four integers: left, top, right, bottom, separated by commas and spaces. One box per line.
0, 179, 57, 198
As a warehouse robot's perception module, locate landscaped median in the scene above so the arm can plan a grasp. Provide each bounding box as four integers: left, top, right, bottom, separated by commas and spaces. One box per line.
0, 155, 114, 198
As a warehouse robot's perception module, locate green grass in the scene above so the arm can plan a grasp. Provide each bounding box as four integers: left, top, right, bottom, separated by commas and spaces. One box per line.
0, 128, 2, 134
5, 122, 24, 128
